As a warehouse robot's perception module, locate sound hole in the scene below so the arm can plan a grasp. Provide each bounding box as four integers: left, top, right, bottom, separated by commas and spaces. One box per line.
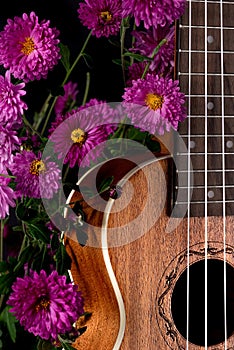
171, 259, 234, 346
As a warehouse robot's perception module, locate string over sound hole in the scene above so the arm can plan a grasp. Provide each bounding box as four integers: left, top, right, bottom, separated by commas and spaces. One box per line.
171, 259, 234, 346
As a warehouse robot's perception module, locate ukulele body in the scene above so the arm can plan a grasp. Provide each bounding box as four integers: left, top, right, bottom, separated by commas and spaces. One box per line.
65, 154, 234, 349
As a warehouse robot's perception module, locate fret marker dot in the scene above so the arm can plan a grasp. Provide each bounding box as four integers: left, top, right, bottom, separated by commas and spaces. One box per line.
189, 140, 196, 149
207, 35, 214, 44
207, 101, 214, 110
208, 190, 215, 199
226, 140, 233, 149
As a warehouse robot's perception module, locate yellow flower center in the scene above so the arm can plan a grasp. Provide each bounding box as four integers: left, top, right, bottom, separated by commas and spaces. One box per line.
30, 160, 46, 176
100, 11, 112, 22
71, 128, 87, 146
35, 296, 51, 312
20, 37, 35, 55
145, 93, 164, 111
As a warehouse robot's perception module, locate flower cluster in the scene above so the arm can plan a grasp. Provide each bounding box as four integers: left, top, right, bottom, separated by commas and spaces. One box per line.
0, 1, 187, 349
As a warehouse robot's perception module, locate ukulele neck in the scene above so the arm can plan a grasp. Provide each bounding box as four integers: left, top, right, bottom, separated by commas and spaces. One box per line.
173, 0, 234, 217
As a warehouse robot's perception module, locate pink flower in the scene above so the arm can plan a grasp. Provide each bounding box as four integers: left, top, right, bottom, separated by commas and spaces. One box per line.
122, 73, 187, 135
0, 126, 21, 168
11, 151, 61, 199
122, 0, 186, 28
7, 269, 84, 341
131, 24, 175, 75
0, 166, 16, 219
78, 0, 123, 38
0, 70, 27, 128
0, 12, 61, 82
49, 105, 117, 168
55, 81, 79, 117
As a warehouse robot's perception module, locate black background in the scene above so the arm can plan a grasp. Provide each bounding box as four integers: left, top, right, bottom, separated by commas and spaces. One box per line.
0, 0, 125, 119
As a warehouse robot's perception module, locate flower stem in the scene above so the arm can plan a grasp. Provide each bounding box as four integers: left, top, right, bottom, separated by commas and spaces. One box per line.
0, 220, 4, 263
82, 72, 91, 105
0, 173, 15, 179
61, 30, 92, 87
40, 30, 93, 136
141, 38, 167, 79
120, 18, 130, 87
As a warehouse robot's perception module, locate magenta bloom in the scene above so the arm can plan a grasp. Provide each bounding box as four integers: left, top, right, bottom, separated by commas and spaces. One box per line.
49, 98, 116, 136
55, 81, 79, 117
0, 12, 60, 82
7, 270, 84, 341
50, 105, 117, 168
131, 24, 175, 75
122, 0, 186, 28
0, 70, 27, 128
78, 0, 123, 38
122, 73, 187, 135
0, 167, 16, 219
11, 150, 61, 199
0, 126, 21, 168
126, 62, 149, 86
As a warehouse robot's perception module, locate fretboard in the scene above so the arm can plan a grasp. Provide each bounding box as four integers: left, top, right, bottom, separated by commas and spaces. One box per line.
174, 0, 234, 217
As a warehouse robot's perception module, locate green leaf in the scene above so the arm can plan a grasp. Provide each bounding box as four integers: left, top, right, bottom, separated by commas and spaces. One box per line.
50, 232, 60, 251
14, 244, 39, 272
27, 224, 50, 244
16, 203, 39, 223
0, 261, 8, 273
0, 306, 17, 343
58, 335, 76, 350
112, 58, 130, 68
98, 176, 114, 194
145, 135, 161, 153
0, 273, 16, 295
123, 52, 153, 62
81, 53, 93, 69
55, 243, 72, 275
37, 339, 58, 350
59, 43, 71, 72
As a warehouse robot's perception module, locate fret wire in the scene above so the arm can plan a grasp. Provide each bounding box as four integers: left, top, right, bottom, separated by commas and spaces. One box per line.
179, 72, 234, 76
180, 25, 234, 29
189, 0, 234, 3
181, 134, 234, 137
176, 152, 234, 155
185, 94, 234, 97
177, 169, 234, 172
176, 200, 234, 204
179, 49, 234, 54
175, 185, 234, 189
189, 115, 234, 118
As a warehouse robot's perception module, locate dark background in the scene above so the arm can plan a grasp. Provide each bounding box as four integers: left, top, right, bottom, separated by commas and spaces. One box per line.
0, 2, 125, 348
0, 0, 125, 118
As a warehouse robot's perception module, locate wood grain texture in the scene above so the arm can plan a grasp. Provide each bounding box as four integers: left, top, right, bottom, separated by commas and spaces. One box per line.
65, 155, 234, 349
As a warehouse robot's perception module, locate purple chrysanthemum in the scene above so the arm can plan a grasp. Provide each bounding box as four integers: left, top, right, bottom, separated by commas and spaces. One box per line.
0, 126, 21, 168
49, 98, 117, 137
7, 269, 84, 341
55, 81, 79, 117
10, 150, 61, 199
50, 105, 117, 168
122, 0, 186, 28
78, 0, 123, 38
77, 98, 118, 134
0, 70, 27, 128
126, 61, 149, 86
0, 12, 60, 82
122, 73, 187, 135
131, 24, 175, 75
0, 167, 16, 219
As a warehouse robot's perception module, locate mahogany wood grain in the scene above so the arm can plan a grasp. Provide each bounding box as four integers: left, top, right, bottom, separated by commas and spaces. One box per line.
65, 156, 234, 349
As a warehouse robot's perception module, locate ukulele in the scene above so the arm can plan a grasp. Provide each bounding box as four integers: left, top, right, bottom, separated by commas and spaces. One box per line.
64, 0, 234, 348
